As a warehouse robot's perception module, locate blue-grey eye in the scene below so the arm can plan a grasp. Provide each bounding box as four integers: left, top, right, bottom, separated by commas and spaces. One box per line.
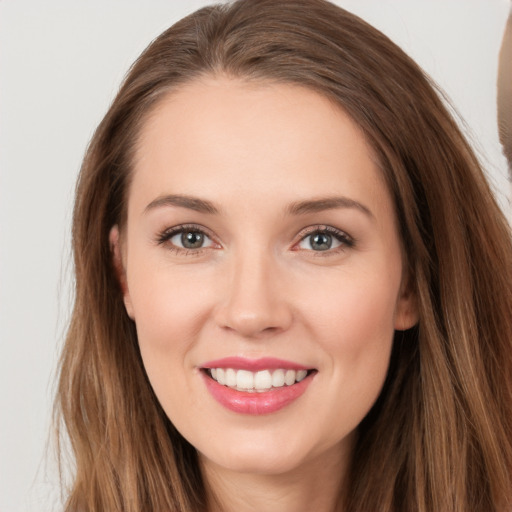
170, 230, 213, 249
312, 232, 331, 251
298, 231, 344, 251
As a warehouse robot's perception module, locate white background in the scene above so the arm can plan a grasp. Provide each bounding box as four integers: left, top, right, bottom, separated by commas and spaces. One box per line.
1, 1, 510, 511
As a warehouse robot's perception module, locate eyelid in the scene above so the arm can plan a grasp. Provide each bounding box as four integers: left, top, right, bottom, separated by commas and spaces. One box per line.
292, 224, 355, 252
155, 223, 353, 254
156, 223, 221, 251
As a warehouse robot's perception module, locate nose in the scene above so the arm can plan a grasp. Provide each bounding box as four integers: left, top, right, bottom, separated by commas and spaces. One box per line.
214, 250, 293, 339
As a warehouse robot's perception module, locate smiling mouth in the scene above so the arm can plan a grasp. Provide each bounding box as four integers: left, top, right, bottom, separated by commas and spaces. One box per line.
203, 367, 316, 393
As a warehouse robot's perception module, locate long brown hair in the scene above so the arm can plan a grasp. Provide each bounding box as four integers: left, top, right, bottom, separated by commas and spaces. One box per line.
55, 1, 512, 510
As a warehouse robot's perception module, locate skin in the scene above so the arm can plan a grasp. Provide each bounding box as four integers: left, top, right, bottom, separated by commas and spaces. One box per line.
111, 76, 418, 512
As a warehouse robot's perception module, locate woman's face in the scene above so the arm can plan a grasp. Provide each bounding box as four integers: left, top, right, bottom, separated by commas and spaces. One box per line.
112, 77, 417, 478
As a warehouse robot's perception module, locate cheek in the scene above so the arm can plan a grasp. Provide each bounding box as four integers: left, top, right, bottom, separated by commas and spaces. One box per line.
305, 267, 399, 346
125, 266, 214, 399
302, 269, 399, 401
127, 261, 212, 342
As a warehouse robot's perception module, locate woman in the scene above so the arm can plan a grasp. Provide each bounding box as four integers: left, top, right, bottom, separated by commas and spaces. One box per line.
55, 0, 512, 510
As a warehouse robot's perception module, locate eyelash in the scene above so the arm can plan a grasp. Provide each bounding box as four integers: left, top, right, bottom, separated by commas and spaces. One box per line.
156, 224, 217, 255
293, 225, 355, 255
156, 224, 355, 255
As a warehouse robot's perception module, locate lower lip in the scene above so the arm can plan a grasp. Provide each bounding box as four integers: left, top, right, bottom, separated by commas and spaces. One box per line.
202, 371, 314, 415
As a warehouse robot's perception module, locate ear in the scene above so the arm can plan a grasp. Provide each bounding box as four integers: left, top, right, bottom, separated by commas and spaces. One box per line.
394, 273, 419, 331
109, 225, 135, 320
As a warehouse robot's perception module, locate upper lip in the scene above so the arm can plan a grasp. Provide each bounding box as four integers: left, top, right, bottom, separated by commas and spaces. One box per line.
200, 357, 312, 372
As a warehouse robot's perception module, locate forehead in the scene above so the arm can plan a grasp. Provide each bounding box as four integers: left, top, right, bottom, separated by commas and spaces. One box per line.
130, 76, 391, 217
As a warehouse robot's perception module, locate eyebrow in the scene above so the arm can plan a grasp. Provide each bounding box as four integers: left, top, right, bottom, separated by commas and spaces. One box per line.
286, 196, 374, 218
144, 194, 219, 215
144, 194, 373, 219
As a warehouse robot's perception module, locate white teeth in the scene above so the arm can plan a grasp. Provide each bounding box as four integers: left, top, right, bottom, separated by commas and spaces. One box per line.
236, 370, 254, 390
272, 369, 285, 388
296, 369, 307, 382
225, 368, 237, 387
216, 368, 226, 385
254, 370, 272, 391
285, 369, 296, 386
208, 367, 310, 392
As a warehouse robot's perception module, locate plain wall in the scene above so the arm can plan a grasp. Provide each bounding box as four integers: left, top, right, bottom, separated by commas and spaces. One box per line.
1, 1, 510, 511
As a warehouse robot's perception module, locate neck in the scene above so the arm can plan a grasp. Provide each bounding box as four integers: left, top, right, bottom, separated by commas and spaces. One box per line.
201, 442, 351, 512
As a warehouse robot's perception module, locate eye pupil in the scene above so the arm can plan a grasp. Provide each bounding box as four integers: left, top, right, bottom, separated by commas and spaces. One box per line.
181, 231, 204, 249
310, 232, 332, 251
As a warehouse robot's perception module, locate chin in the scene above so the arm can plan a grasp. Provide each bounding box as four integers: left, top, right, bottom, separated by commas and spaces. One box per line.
196, 424, 344, 478
201, 445, 310, 476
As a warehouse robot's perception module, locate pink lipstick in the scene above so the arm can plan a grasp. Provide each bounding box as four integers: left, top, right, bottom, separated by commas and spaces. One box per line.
200, 357, 315, 415
202, 356, 310, 372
